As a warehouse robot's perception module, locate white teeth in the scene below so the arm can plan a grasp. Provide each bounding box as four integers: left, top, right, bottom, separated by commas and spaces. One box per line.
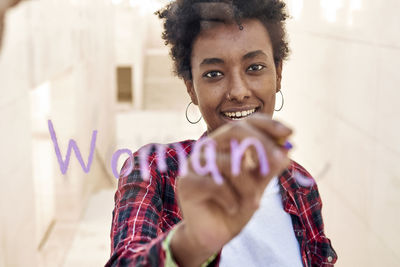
223, 109, 256, 119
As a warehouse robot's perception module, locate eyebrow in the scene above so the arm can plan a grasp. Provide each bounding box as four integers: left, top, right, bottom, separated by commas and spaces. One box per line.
242, 50, 267, 60
199, 50, 268, 67
200, 57, 225, 66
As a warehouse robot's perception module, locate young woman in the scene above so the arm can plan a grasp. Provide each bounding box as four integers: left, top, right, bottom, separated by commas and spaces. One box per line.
107, 1, 337, 266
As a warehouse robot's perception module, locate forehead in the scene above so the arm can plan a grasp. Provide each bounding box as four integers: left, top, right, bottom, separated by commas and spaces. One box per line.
191, 19, 273, 62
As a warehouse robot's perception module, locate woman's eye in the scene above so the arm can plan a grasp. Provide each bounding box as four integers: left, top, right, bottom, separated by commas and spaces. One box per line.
247, 64, 265, 72
204, 71, 223, 78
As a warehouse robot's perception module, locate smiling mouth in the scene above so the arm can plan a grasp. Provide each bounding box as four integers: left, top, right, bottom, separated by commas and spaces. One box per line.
222, 108, 258, 120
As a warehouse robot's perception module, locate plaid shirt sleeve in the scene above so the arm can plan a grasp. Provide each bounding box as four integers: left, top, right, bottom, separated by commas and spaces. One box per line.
105, 143, 185, 267
279, 161, 338, 267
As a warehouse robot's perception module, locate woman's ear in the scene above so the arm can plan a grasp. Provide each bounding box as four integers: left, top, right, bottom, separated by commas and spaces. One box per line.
276, 61, 283, 93
184, 79, 199, 105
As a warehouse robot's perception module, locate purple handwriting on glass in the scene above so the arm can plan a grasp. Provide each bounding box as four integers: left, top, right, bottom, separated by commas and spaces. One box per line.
115, 137, 270, 185
48, 119, 97, 174
48, 120, 315, 187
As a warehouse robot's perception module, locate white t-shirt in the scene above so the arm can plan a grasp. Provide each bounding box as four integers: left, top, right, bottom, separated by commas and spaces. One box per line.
219, 177, 303, 267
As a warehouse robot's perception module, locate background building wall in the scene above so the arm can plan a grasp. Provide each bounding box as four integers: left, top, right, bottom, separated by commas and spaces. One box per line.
0, 3, 36, 266
277, 0, 400, 266
0, 0, 116, 266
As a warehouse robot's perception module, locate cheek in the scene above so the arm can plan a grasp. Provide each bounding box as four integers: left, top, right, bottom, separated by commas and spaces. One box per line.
197, 90, 220, 114
195, 81, 226, 106
250, 76, 277, 113
251, 76, 276, 96
194, 85, 226, 125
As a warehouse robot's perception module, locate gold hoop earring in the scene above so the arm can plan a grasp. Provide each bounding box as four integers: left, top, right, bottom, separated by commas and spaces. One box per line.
185, 102, 202, 124
274, 91, 284, 112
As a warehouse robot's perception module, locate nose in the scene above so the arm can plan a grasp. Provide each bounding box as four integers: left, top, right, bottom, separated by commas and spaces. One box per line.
227, 71, 251, 102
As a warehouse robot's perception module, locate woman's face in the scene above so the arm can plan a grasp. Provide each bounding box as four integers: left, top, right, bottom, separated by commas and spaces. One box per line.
186, 18, 282, 133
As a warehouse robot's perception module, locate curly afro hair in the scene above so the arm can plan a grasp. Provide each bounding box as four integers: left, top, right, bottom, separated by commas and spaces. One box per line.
156, 0, 290, 81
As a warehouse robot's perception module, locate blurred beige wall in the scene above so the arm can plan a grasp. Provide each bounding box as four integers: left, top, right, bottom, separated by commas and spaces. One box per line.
0, 0, 116, 266
0, 3, 35, 266
276, 0, 400, 266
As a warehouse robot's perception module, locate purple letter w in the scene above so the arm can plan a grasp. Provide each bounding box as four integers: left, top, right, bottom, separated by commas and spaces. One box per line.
48, 120, 97, 175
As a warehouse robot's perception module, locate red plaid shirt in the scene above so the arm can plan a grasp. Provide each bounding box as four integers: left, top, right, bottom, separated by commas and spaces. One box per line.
106, 138, 337, 267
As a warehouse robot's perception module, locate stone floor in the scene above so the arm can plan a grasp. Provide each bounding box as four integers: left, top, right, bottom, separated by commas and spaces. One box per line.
62, 189, 115, 267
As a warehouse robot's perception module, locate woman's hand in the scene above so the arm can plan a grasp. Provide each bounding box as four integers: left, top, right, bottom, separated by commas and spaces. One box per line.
171, 114, 292, 267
